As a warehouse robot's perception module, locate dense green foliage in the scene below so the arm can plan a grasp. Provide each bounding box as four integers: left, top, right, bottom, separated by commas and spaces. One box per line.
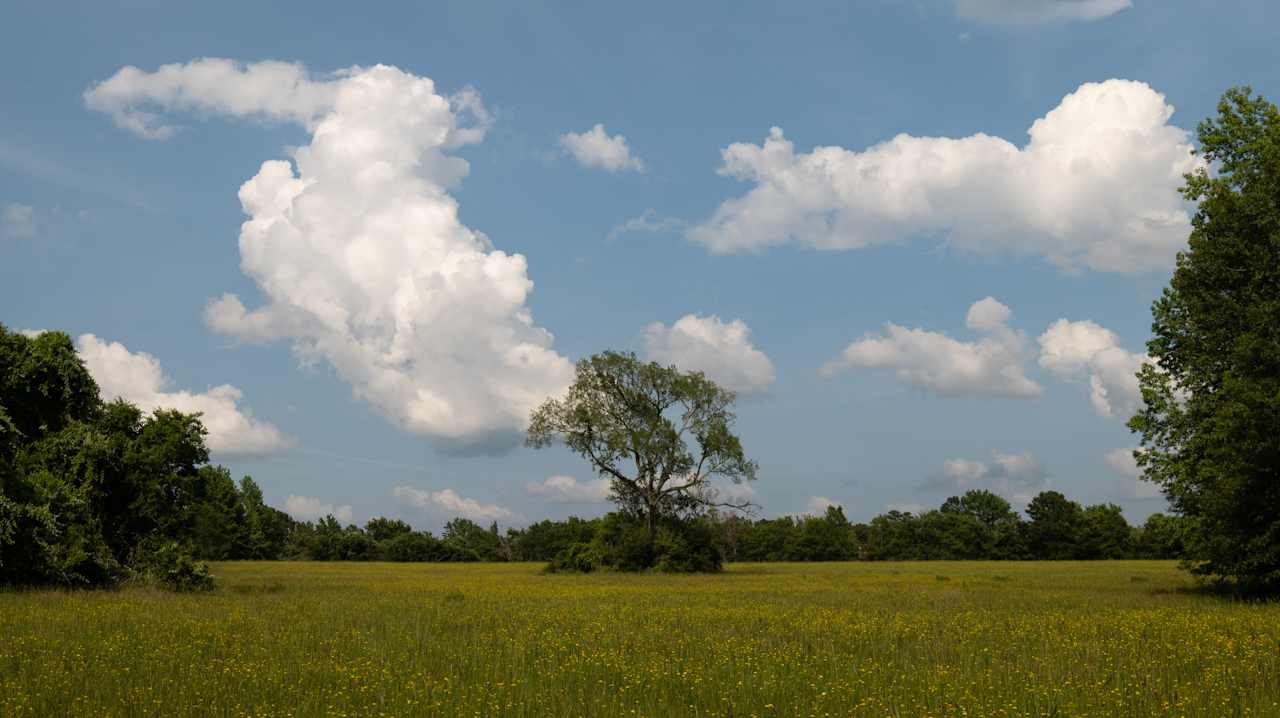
1132, 87, 1280, 591
0, 326, 260, 589
527, 351, 757, 570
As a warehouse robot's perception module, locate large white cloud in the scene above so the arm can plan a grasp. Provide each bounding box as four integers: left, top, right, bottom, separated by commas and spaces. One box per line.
936, 450, 1049, 506
75, 333, 291, 456
87, 59, 572, 451
954, 0, 1131, 25
285, 495, 353, 524
822, 297, 1041, 398
392, 486, 515, 523
524, 475, 611, 504
1038, 319, 1147, 419
689, 80, 1201, 274
643, 314, 776, 395
560, 123, 645, 173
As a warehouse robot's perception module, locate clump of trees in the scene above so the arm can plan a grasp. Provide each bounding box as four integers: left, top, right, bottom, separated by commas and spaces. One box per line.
0, 326, 262, 590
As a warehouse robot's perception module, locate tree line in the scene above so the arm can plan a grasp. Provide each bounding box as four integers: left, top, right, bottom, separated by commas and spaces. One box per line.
269, 489, 1192, 569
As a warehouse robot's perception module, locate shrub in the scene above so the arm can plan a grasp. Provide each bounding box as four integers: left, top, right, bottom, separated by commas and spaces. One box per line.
545, 542, 601, 573
130, 541, 215, 592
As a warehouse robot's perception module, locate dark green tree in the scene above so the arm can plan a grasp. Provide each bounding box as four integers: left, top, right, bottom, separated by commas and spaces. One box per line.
1024, 491, 1084, 560
1079, 504, 1133, 559
1131, 87, 1280, 590
527, 351, 757, 557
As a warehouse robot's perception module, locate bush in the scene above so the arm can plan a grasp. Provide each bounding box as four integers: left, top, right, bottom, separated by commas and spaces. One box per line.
130, 541, 215, 592
545, 542, 601, 573
549, 513, 723, 573
654, 519, 722, 573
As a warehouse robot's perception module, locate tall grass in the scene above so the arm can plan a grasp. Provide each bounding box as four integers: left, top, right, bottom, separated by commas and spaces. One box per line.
1, 561, 1276, 716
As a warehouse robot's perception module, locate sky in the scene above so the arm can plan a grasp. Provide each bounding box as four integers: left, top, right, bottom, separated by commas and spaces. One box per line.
4, 0, 1279, 530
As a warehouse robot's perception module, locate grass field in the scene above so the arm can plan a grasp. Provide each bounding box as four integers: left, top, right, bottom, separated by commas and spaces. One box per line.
1, 561, 1276, 717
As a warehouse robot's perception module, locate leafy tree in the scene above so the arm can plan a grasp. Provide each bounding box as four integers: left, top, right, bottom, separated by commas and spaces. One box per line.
735, 516, 795, 561
866, 510, 922, 560
1131, 87, 1280, 591
527, 351, 757, 560
1135, 513, 1194, 560
1079, 504, 1133, 559
442, 518, 503, 561
1024, 491, 1084, 560
784, 506, 857, 561
365, 517, 413, 542
0, 326, 239, 588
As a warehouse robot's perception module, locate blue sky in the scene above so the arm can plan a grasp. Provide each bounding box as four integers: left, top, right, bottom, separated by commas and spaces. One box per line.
4, 0, 1278, 529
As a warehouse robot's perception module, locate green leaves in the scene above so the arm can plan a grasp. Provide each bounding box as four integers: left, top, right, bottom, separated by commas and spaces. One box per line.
527, 350, 757, 562
1133, 87, 1280, 592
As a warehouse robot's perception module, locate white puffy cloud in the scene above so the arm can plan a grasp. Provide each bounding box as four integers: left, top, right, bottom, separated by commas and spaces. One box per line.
954, 0, 1131, 25
643, 314, 776, 395
560, 123, 645, 173
689, 80, 1201, 274
937, 450, 1049, 506
822, 297, 1041, 398
524, 475, 611, 504
1038, 319, 1147, 419
392, 486, 515, 523
88, 59, 571, 451
75, 333, 292, 456
1105, 447, 1162, 499
2, 202, 35, 239
965, 296, 1012, 332
285, 495, 353, 524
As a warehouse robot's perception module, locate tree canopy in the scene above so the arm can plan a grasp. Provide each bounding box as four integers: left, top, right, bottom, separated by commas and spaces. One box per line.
1131, 87, 1280, 592
527, 351, 757, 563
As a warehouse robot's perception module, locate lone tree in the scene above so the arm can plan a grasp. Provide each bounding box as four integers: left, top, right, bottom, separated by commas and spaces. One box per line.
1131, 87, 1280, 592
527, 351, 758, 549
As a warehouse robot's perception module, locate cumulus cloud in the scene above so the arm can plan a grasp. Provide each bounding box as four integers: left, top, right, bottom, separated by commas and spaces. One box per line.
2, 202, 35, 239
1105, 447, 1162, 499
935, 450, 1049, 506
285, 495, 353, 524
560, 124, 645, 173
88, 59, 570, 452
605, 209, 684, 242
75, 333, 291, 455
84, 59, 340, 140
392, 486, 515, 523
689, 80, 1201, 274
954, 0, 1131, 25
822, 297, 1041, 398
524, 475, 611, 504
643, 314, 776, 395
1038, 319, 1147, 419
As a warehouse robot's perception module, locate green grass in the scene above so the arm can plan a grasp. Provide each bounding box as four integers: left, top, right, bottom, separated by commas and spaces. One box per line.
1, 561, 1276, 716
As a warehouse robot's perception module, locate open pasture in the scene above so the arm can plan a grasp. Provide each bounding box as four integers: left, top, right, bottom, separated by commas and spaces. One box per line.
1, 561, 1276, 717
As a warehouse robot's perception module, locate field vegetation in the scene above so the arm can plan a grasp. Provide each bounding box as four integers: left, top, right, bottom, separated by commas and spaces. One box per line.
2, 561, 1277, 717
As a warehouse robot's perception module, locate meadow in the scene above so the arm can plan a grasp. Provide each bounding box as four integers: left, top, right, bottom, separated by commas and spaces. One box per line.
1, 561, 1276, 717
